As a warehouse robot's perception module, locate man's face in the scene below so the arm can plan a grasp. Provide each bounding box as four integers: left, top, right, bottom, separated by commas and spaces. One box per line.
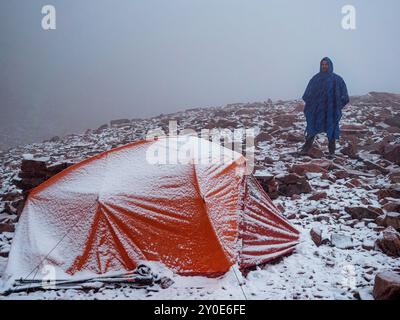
321, 60, 330, 73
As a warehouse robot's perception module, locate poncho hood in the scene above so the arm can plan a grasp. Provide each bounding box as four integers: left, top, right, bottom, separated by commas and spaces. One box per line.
320, 57, 334, 74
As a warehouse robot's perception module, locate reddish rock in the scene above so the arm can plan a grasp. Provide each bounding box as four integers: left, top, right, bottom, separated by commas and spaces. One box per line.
373, 270, 400, 300
332, 156, 347, 166
46, 162, 74, 175
382, 212, 400, 230
214, 119, 239, 128
293, 102, 305, 113
256, 175, 279, 200
14, 158, 74, 194
0, 223, 15, 233
346, 178, 362, 188
286, 132, 304, 143
286, 212, 297, 219
341, 124, 369, 134
157, 276, 175, 289
376, 227, 400, 257
364, 160, 390, 175
368, 206, 384, 216
376, 215, 386, 226
272, 114, 297, 128
310, 227, 322, 246
388, 171, 400, 184
382, 144, 400, 165
277, 173, 300, 185
377, 188, 400, 200
310, 227, 329, 247
12, 177, 47, 191
0, 192, 21, 202
307, 146, 324, 159
7, 198, 26, 217
275, 173, 312, 197
255, 131, 273, 146
341, 143, 359, 159
333, 170, 349, 180
20, 159, 48, 177
308, 192, 327, 201
309, 159, 334, 170
384, 115, 400, 128
275, 203, 285, 212
386, 126, 400, 134
291, 162, 328, 176
320, 172, 336, 182
345, 206, 381, 220
383, 202, 400, 213
305, 207, 320, 215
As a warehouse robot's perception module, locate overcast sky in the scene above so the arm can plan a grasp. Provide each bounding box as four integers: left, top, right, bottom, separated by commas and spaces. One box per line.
0, 0, 399, 149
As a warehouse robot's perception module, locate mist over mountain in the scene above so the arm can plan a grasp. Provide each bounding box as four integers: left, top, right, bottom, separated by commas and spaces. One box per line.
1, 1, 399, 150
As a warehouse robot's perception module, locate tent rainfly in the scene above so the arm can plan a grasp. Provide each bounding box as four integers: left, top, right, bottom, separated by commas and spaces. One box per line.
3, 136, 299, 284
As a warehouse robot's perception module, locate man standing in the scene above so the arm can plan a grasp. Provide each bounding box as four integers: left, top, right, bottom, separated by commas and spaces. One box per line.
300, 57, 349, 157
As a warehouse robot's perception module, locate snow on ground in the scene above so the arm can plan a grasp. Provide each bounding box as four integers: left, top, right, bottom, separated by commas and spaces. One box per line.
1, 93, 400, 299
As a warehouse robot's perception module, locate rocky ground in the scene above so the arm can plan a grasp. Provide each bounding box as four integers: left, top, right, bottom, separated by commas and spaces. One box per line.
1, 91, 400, 300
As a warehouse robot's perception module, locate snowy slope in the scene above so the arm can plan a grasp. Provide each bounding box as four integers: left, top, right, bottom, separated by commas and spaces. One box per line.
1, 93, 400, 300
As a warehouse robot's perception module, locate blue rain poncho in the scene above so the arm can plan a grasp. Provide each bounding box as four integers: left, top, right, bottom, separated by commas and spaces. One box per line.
302, 57, 349, 140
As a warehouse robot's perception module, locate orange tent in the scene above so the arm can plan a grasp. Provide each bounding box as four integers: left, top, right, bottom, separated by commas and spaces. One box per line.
4, 136, 299, 281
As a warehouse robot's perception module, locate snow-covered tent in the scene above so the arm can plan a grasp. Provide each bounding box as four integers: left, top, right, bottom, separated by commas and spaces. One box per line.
3, 136, 299, 283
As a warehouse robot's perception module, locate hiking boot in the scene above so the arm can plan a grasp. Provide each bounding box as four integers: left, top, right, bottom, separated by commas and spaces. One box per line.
299, 135, 315, 155
328, 139, 336, 155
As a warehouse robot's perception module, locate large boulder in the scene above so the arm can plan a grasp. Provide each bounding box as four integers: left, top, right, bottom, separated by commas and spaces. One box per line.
20, 158, 48, 178
383, 202, 400, 213
376, 141, 400, 165
373, 270, 400, 300
382, 145, 400, 165
310, 226, 329, 247
291, 162, 328, 176
345, 206, 382, 220
377, 188, 400, 200
0, 223, 15, 233
382, 212, 400, 230
376, 227, 400, 257
275, 173, 312, 197
308, 192, 327, 201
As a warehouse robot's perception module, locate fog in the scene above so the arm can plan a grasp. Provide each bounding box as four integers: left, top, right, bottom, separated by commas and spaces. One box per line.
1, 0, 399, 149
